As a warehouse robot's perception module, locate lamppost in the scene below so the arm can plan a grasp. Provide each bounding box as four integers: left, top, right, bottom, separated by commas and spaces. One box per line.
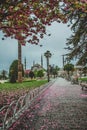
62, 54, 66, 68
44, 50, 52, 82
62, 53, 69, 68
41, 54, 43, 68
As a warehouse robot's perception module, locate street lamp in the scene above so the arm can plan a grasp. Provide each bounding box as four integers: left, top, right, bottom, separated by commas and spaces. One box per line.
44, 50, 52, 82
62, 54, 66, 68
62, 54, 68, 69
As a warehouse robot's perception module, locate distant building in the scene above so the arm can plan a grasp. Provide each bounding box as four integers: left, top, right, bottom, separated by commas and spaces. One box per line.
74, 65, 83, 70
24, 69, 31, 77
31, 63, 43, 71
58, 68, 67, 76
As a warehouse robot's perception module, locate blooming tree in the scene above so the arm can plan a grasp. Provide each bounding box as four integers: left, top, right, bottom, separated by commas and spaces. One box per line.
0, 0, 66, 45
0, 0, 87, 45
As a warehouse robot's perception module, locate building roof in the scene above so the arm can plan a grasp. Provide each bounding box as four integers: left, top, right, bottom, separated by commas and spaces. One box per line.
24, 69, 31, 74
31, 64, 43, 71
74, 65, 83, 69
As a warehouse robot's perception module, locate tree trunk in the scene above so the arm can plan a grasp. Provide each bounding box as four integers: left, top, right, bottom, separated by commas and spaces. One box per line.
18, 42, 22, 82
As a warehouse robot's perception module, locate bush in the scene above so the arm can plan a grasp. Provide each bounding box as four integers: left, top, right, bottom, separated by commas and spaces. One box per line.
10, 72, 16, 83
29, 71, 35, 79
37, 70, 44, 78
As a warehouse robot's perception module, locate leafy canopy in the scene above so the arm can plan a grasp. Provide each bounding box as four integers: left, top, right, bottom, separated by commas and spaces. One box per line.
62, 0, 87, 65
1, 0, 87, 45
64, 63, 74, 72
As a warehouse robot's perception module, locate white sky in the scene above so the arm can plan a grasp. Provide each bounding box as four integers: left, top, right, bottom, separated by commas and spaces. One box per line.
0, 21, 73, 72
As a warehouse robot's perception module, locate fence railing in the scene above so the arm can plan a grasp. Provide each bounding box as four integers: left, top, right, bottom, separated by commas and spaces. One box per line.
0, 80, 54, 130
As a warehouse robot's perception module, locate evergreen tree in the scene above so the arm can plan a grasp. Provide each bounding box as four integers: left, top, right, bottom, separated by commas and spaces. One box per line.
29, 71, 34, 79
9, 60, 24, 83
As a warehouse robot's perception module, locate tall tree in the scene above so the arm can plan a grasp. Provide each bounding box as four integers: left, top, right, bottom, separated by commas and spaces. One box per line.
64, 63, 74, 78
61, 0, 87, 65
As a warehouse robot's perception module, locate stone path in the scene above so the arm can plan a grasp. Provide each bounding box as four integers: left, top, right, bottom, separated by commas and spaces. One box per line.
9, 77, 87, 130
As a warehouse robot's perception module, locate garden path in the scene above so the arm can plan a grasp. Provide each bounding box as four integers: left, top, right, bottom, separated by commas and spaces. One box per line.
9, 77, 87, 130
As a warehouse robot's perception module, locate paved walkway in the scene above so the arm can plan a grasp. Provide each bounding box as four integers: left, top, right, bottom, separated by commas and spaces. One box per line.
9, 78, 87, 130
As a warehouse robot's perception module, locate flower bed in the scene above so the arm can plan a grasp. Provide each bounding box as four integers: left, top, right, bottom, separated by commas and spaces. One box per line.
0, 89, 29, 128
0, 80, 48, 129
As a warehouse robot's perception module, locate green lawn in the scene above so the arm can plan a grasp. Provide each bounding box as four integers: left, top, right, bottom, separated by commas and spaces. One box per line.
78, 77, 87, 81
0, 80, 48, 92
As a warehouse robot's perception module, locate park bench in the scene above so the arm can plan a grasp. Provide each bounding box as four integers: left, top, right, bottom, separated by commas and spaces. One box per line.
80, 81, 87, 90
71, 75, 78, 84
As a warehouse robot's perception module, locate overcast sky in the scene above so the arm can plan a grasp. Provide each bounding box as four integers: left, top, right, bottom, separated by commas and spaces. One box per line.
0, 21, 72, 72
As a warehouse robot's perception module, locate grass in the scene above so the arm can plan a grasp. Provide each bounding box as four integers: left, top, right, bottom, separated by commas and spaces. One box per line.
0, 79, 48, 92
78, 77, 87, 81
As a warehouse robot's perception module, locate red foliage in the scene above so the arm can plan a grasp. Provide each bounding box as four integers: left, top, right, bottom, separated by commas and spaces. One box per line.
0, 0, 87, 45
0, 89, 29, 127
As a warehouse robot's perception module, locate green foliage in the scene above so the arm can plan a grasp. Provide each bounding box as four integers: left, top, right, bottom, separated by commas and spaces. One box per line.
64, 63, 74, 72
83, 66, 87, 76
50, 65, 60, 77
37, 70, 44, 78
53, 68, 58, 77
0, 80, 48, 92
9, 60, 24, 83
79, 77, 87, 81
0, 70, 8, 79
10, 73, 16, 83
29, 71, 35, 79
33, 70, 38, 78
64, 8, 87, 65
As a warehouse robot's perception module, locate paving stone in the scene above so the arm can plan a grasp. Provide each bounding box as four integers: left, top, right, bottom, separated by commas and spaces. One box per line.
9, 78, 87, 130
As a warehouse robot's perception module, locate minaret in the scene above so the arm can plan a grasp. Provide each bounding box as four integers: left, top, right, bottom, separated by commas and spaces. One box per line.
24, 57, 26, 70
41, 54, 43, 68
33, 60, 35, 66
62, 55, 65, 68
